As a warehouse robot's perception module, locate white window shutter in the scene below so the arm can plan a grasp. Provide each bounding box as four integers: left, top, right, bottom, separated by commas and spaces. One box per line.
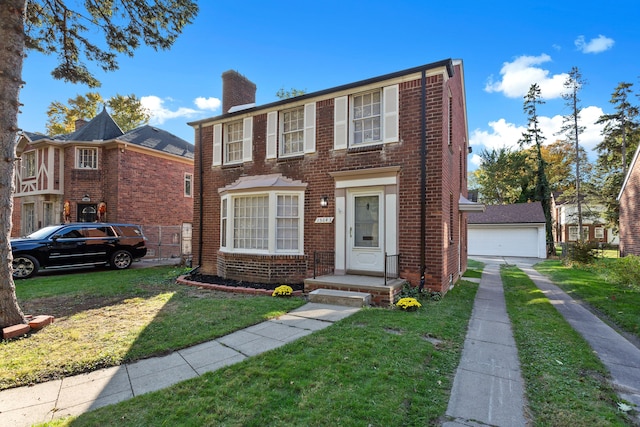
213, 124, 222, 166
304, 102, 316, 153
266, 112, 277, 159
334, 96, 348, 150
383, 84, 399, 143
242, 117, 253, 162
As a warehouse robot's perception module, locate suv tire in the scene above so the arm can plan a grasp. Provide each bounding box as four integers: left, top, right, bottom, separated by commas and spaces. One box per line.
110, 250, 133, 270
13, 255, 39, 279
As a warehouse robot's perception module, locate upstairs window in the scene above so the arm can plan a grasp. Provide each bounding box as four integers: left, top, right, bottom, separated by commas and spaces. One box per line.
352, 90, 381, 145
23, 151, 36, 178
266, 103, 316, 159
333, 84, 398, 150
225, 120, 243, 163
212, 117, 253, 166
76, 147, 98, 169
281, 107, 304, 155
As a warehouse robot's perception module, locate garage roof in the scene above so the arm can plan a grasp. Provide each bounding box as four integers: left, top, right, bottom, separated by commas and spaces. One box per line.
468, 202, 545, 224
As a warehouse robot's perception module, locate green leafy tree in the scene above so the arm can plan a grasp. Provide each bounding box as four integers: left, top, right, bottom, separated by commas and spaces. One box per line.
520, 83, 554, 253
276, 88, 307, 99
559, 66, 588, 241
0, 0, 198, 329
541, 140, 585, 193
593, 82, 640, 230
107, 94, 151, 132
472, 147, 534, 204
46, 92, 150, 135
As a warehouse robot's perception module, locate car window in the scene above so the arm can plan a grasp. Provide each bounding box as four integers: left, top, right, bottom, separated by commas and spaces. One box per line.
58, 228, 83, 239
115, 225, 144, 237
82, 226, 115, 238
26, 225, 61, 239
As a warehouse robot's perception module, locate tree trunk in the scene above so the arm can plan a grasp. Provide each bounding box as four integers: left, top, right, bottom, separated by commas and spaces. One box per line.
0, 0, 27, 329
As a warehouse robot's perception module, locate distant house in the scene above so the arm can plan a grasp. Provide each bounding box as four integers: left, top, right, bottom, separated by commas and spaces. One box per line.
468, 202, 547, 259
552, 194, 618, 245
618, 144, 640, 256
13, 108, 195, 259
187, 59, 479, 302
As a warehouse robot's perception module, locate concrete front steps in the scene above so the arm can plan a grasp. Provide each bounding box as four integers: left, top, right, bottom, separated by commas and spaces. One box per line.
308, 289, 371, 307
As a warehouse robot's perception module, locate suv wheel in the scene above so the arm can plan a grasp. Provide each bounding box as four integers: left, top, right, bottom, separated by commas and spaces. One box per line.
13, 255, 39, 279
110, 250, 133, 270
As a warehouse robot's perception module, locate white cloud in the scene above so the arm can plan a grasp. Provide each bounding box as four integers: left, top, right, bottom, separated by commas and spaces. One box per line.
141, 95, 198, 125
470, 118, 526, 151
194, 97, 221, 111
575, 35, 614, 54
469, 153, 483, 167
485, 54, 567, 99
470, 106, 605, 160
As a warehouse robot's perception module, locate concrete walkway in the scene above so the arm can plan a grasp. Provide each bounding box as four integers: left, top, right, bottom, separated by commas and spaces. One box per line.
444, 261, 529, 426
458, 256, 640, 426
519, 263, 640, 418
0, 303, 359, 427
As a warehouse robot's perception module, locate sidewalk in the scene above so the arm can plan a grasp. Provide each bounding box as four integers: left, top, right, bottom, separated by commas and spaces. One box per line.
460, 256, 640, 426
0, 303, 359, 427
444, 261, 528, 426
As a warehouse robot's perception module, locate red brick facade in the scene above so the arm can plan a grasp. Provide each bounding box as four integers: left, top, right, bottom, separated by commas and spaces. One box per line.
12, 138, 193, 240
190, 59, 470, 294
619, 148, 640, 256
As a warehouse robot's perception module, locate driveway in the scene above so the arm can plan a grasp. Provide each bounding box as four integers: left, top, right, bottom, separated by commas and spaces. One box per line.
469, 255, 539, 269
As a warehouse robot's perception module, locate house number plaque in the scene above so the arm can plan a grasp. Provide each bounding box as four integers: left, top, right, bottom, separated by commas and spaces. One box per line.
314, 217, 334, 224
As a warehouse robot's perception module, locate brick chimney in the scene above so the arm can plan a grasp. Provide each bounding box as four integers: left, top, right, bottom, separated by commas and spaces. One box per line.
75, 119, 88, 131
222, 70, 256, 114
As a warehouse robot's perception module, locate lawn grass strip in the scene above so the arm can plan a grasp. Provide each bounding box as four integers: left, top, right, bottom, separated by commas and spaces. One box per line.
501, 265, 631, 426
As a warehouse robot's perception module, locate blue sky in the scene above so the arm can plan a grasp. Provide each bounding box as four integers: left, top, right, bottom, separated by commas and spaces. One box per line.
18, 1, 640, 171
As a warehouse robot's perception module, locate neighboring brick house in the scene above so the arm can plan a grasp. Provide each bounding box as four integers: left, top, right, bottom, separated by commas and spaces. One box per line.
552, 194, 618, 246
188, 59, 474, 296
13, 108, 194, 258
618, 144, 640, 256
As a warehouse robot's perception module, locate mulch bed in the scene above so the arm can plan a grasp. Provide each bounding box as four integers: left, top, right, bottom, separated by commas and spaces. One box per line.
177, 273, 305, 296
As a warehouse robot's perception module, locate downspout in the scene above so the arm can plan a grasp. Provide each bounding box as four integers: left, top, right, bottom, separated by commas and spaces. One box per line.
197, 123, 204, 267
419, 69, 427, 291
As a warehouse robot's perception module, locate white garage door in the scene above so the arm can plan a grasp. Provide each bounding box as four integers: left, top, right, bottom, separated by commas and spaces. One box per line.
468, 226, 541, 258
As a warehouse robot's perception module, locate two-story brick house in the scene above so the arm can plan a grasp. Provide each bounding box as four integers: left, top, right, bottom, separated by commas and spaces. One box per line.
552, 194, 618, 246
188, 59, 474, 298
618, 144, 640, 256
13, 108, 194, 258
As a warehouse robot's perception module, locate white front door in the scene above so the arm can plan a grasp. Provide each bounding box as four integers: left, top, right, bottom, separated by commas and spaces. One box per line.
347, 189, 384, 273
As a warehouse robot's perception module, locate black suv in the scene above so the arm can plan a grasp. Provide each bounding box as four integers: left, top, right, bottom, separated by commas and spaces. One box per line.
11, 223, 148, 279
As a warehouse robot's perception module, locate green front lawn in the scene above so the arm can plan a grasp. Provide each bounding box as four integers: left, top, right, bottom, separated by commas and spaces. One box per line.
3, 266, 305, 390
41, 280, 480, 426
536, 258, 640, 339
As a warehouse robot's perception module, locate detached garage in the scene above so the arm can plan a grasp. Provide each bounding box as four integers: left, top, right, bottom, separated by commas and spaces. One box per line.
468, 202, 547, 259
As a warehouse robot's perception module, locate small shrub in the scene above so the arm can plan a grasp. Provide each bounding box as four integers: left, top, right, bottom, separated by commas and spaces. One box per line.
607, 255, 640, 291
564, 240, 598, 265
430, 291, 443, 301
272, 285, 293, 297
397, 282, 427, 300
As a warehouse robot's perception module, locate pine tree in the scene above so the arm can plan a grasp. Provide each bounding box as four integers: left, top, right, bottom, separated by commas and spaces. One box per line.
593, 82, 640, 230
521, 83, 554, 254
559, 67, 587, 241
